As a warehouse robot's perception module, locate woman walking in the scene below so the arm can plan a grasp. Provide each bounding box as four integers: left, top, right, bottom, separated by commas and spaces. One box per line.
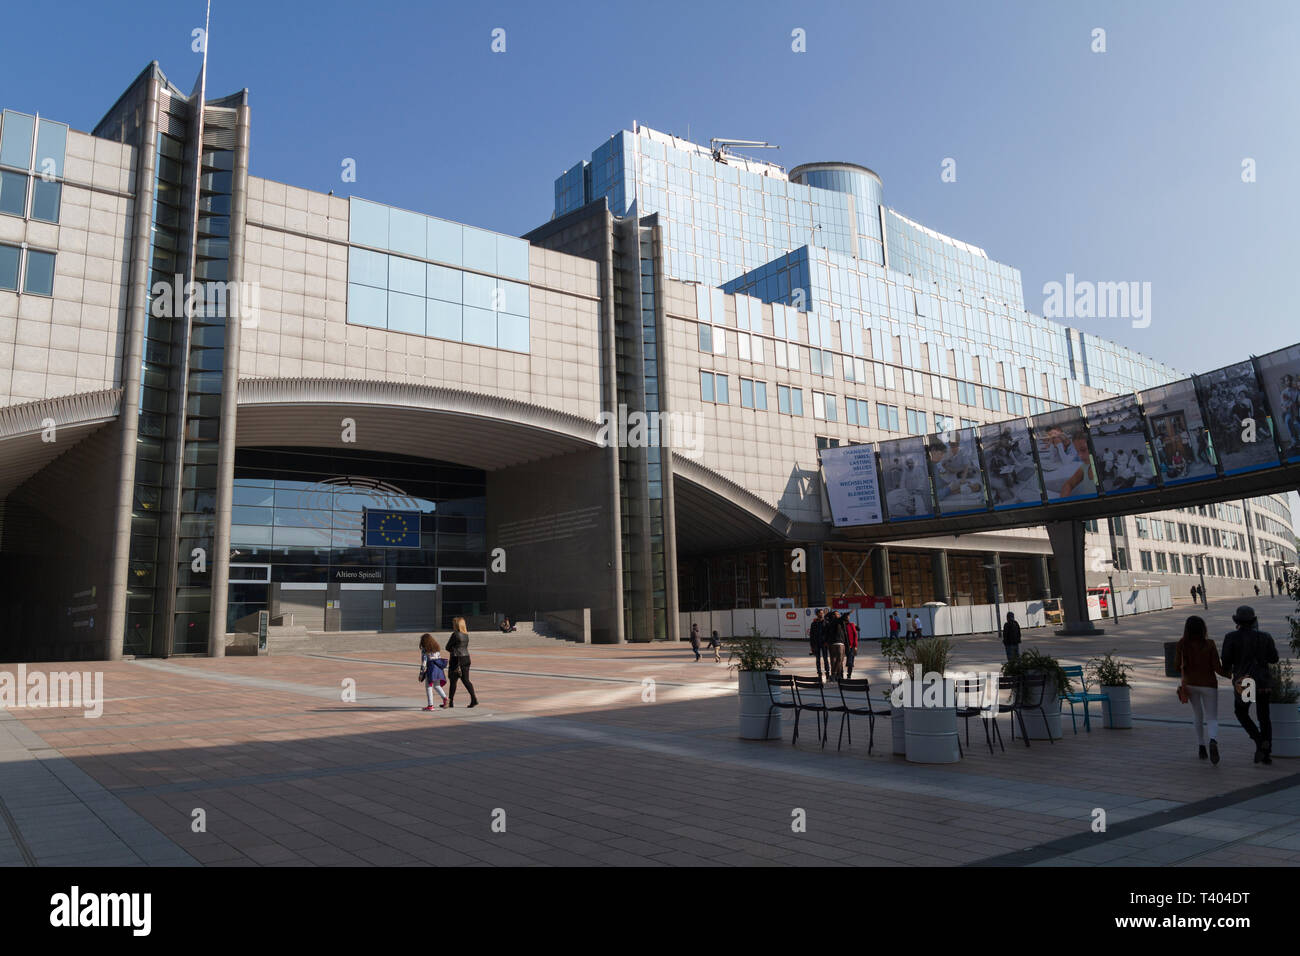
418, 633, 449, 710
445, 616, 479, 708
1175, 615, 1222, 763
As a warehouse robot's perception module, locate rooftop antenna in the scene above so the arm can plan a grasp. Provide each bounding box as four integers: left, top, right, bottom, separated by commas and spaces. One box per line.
710, 137, 781, 164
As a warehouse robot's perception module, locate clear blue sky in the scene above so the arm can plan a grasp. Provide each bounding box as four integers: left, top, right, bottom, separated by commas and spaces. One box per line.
3, 0, 1298, 533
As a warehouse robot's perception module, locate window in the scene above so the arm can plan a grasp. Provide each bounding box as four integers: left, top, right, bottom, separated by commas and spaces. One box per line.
30, 179, 60, 222
816, 436, 840, 451
1178, 523, 1189, 543
22, 249, 54, 295
754, 380, 767, 410
698, 323, 712, 352
715, 374, 729, 404
1156, 552, 1168, 572
740, 377, 755, 409
812, 391, 826, 421
1115, 547, 1129, 571
1135, 518, 1150, 539
906, 408, 927, 435
1140, 550, 1153, 572
0, 170, 25, 217
700, 371, 714, 403
0, 242, 18, 290
877, 403, 899, 432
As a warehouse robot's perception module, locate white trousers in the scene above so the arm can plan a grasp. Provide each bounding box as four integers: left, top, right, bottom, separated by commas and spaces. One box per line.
1186, 685, 1218, 745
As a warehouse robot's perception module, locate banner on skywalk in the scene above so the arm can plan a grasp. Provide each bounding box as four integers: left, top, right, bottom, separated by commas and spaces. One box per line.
820, 443, 884, 526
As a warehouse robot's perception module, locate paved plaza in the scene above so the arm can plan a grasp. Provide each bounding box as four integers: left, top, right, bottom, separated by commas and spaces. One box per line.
1, 596, 1298, 867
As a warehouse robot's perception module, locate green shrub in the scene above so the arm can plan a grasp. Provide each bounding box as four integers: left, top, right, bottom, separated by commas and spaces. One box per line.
1003, 647, 1074, 694
1087, 650, 1132, 688
726, 626, 785, 673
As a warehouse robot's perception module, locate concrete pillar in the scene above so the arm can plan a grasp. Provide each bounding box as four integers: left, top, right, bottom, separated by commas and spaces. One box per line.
208, 101, 251, 657
105, 76, 161, 660
1046, 520, 1104, 635
1031, 555, 1051, 600
807, 543, 827, 607
872, 547, 890, 601
931, 549, 951, 604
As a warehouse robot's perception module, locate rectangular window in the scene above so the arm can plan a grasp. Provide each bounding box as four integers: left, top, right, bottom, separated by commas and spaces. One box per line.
22, 249, 54, 295
777, 384, 790, 415
30, 179, 60, 223
0, 242, 18, 290
698, 323, 712, 352
715, 374, 729, 404
1156, 552, 1168, 572
790, 387, 804, 416
846, 398, 858, 426
825, 394, 837, 422
700, 371, 714, 403
1140, 550, 1153, 572
0, 170, 25, 217
754, 381, 767, 411
740, 378, 754, 409
812, 391, 826, 420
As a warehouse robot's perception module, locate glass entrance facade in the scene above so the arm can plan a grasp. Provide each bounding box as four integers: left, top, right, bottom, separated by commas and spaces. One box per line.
228, 447, 487, 631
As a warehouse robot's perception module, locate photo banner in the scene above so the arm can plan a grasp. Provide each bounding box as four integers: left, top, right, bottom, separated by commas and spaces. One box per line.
979, 419, 1044, 509
877, 436, 937, 520
1196, 360, 1279, 475
927, 426, 988, 516
1030, 408, 1099, 503
820, 444, 884, 526
1140, 377, 1217, 484
1084, 394, 1157, 495
1256, 343, 1300, 463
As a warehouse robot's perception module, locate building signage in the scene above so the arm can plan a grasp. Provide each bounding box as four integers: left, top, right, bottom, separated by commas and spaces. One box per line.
820, 444, 884, 526
333, 568, 383, 581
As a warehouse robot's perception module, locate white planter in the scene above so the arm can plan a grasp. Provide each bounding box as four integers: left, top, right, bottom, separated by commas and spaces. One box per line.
904, 705, 961, 763
890, 702, 907, 755
1018, 675, 1063, 740
1101, 685, 1133, 729
1271, 697, 1300, 758
737, 670, 782, 740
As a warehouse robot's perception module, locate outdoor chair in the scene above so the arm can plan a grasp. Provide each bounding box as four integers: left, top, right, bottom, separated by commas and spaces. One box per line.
1060, 664, 1108, 733
834, 678, 892, 754
1011, 673, 1056, 744
765, 673, 799, 745
791, 675, 832, 748
954, 676, 1001, 755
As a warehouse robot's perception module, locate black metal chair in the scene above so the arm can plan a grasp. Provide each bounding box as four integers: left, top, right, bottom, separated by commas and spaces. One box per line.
954, 676, 1001, 755
791, 675, 832, 748
834, 678, 892, 753
765, 673, 799, 744
1010, 673, 1056, 744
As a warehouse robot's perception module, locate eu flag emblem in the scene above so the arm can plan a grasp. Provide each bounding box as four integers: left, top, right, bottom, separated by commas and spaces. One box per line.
364, 509, 421, 549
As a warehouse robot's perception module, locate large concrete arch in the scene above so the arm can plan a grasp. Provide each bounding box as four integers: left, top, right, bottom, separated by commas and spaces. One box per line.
235, 377, 604, 467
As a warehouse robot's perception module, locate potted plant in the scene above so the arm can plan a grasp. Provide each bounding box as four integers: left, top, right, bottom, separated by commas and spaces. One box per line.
727, 626, 786, 740
1002, 648, 1073, 740
899, 636, 961, 764
881, 634, 916, 755
1269, 660, 1299, 758
1088, 650, 1134, 729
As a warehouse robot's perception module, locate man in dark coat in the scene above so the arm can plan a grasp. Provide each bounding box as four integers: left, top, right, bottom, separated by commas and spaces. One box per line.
1001, 611, 1021, 662
1220, 605, 1280, 764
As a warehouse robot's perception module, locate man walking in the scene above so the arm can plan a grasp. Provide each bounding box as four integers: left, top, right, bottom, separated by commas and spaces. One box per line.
689, 622, 701, 661
1220, 605, 1280, 764
827, 610, 846, 681
844, 614, 859, 679
809, 609, 826, 682
1001, 611, 1021, 662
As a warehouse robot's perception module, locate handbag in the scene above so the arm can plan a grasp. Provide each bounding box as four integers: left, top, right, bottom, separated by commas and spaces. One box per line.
1176, 684, 1189, 704
418, 667, 427, 683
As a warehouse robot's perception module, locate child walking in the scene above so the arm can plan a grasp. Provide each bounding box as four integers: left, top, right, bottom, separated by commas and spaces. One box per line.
708, 629, 722, 663
419, 633, 449, 710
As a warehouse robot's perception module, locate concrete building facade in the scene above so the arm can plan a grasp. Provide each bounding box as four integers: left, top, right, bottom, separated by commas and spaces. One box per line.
0, 69, 1295, 661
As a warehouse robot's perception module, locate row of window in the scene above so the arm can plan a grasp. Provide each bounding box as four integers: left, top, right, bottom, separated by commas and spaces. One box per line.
0, 243, 55, 295
1130, 549, 1254, 580
1134, 517, 1249, 552
1, 110, 67, 227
